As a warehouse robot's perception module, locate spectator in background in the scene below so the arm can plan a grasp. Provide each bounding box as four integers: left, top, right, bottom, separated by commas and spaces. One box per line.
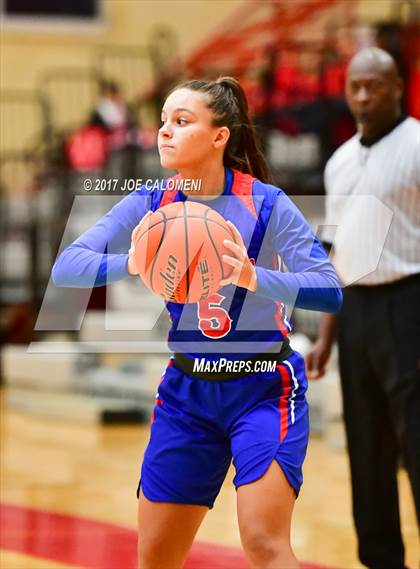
375, 20, 420, 119
91, 79, 144, 181
92, 80, 129, 151
322, 21, 357, 98
66, 118, 109, 174
66, 80, 129, 173
306, 48, 420, 569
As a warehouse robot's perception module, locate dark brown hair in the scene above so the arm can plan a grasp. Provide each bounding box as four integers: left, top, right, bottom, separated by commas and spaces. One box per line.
169, 76, 272, 183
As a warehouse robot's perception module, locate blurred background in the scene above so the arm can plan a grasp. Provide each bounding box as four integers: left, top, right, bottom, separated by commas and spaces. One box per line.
0, 1, 419, 568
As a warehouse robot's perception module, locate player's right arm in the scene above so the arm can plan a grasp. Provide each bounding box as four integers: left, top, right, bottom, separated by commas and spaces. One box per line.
51, 189, 152, 288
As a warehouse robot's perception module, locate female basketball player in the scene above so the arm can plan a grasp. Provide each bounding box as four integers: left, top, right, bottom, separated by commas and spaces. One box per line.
52, 77, 342, 569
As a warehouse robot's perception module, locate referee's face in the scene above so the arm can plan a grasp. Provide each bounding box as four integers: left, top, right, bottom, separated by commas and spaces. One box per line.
345, 68, 402, 136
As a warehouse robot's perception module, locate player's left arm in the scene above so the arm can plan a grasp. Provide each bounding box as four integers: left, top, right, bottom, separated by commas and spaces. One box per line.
221, 192, 343, 313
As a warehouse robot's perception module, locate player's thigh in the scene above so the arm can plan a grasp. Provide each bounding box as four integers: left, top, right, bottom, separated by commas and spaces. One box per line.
237, 460, 296, 547
137, 489, 207, 567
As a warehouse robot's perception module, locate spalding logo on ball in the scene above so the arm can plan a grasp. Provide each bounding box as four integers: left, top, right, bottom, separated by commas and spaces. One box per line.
133, 201, 235, 303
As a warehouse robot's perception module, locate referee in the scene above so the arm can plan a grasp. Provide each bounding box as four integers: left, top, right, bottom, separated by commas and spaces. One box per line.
306, 47, 419, 569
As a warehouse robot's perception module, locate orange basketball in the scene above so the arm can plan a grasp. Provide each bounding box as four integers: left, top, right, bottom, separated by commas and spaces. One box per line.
133, 201, 235, 303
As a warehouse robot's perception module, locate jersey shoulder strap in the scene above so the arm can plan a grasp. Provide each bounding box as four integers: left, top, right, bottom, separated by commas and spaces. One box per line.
231, 169, 276, 233
231, 169, 258, 218
151, 174, 182, 211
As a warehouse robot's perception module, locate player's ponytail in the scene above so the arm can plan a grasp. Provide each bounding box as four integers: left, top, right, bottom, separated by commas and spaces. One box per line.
170, 77, 272, 183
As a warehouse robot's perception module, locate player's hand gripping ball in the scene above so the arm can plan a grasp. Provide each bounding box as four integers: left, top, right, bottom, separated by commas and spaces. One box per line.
130, 202, 235, 303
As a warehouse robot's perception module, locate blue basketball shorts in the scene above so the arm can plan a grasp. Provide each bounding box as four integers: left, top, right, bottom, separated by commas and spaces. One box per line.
138, 351, 309, 509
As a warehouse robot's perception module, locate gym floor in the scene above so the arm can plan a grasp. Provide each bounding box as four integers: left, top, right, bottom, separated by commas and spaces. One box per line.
1, 389, 418, 569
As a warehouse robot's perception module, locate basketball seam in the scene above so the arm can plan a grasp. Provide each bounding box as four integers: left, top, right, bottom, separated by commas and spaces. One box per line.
135, 210, 165, 242
149, 211, 168, 296
136, 214, 230, 241
204, 208, 228, 280
183, 202, 190, 303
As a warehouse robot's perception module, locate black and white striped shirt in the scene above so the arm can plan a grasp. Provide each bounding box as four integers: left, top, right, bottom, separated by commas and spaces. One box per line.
323, 116, 420, 286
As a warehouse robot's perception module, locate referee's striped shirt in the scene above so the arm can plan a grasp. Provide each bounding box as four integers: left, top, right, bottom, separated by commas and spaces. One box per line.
323, 116, 420, 286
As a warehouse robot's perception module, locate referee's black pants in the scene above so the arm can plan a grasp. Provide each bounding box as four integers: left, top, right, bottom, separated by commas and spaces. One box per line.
338, 274, 420, 569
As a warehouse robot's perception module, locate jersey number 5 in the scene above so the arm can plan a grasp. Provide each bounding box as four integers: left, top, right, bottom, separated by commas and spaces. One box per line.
197, 294, 232, 339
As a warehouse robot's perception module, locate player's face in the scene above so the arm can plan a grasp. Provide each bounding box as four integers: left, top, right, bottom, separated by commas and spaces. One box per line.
345, 69, 401, 133
158, 88, 224, 170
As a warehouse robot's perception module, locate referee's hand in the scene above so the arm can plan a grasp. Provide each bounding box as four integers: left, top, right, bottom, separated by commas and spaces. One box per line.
305, 340, 331, 380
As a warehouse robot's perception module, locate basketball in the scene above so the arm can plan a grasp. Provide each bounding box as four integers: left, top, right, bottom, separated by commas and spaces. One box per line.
133, 201, 235, 303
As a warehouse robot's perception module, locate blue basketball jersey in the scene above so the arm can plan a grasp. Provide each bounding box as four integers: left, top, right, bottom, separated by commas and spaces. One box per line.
52, 167, 342, 361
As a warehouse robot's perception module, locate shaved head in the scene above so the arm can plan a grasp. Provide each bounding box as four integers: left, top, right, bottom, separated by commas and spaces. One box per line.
347, 47, 399, 80
345, 47, 403, 138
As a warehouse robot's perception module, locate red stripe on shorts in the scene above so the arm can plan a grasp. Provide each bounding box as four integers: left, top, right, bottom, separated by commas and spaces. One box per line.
277, 363, 292, 443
